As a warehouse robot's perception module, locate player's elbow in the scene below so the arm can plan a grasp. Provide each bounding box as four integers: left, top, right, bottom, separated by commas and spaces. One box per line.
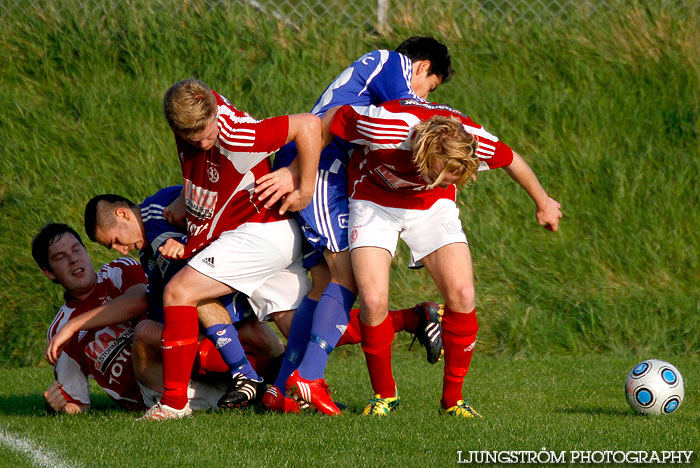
289, 113, 321, 143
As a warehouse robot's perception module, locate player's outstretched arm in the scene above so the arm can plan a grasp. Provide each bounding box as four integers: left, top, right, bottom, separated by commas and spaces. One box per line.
256, 107, 340, 210
276, 113, 321, 214
503, 152, 562, 231
44, 284, 148, 365
44, 381, 88, 414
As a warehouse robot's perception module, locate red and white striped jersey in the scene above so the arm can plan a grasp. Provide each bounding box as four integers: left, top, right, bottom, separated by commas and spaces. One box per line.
329, 99, 514, 209
47, 257, 147, 411
176, 91, 290, 257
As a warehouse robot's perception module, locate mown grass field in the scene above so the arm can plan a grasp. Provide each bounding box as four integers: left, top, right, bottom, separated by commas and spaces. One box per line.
0, 2, 699, 465
1, 1, 698, 367
1, 351, 698, 468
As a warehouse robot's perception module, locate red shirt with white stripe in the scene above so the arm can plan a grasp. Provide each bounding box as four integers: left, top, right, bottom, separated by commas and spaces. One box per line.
329, 99, 514, 210
176, 91, 290, 257
47, 258, 147, 411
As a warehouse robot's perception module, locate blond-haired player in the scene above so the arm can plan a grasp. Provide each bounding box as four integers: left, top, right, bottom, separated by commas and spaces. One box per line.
323, 98, 562, 416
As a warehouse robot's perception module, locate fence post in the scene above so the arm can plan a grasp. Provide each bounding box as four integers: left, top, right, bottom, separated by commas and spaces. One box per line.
377, 0, 389, 33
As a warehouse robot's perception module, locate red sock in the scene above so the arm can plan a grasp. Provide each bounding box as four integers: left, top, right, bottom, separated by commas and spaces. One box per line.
336, 308, 362, 346
441, 306, 478, 409
160, 305, 199, 410
388, 306, 419, 333
360, 315, 396, 398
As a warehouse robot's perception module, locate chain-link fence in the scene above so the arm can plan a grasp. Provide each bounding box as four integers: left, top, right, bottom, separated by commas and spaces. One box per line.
1, 0, 698, 29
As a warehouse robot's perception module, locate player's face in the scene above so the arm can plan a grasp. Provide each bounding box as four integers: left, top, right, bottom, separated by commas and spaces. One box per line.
95, 217, 145, 255
45, 233, 96, 297
411, 60, 443, 100
182, 119, 219, 150
422, 159, 459, 188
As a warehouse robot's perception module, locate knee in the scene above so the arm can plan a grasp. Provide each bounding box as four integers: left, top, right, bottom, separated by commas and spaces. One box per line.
163, 277, 191, 306
134, 320, 163, 351
359, 290, 389, 324
444, 283, 475, 312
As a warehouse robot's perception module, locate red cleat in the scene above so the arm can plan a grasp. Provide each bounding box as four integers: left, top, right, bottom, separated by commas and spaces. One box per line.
286, 370, 342, 416
262, 385, 305, 413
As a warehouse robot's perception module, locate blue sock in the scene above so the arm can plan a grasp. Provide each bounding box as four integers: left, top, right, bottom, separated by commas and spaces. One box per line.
273, 296, 318, 390
297, 283, 356, 381
205, 323, 260, 381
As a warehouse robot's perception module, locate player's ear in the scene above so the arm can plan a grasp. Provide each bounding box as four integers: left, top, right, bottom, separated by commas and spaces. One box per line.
42, 268, 56, 282
115, 207, 130, 221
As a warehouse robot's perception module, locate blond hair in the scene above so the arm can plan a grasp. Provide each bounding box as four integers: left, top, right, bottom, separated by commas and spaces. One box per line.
412, 115, 479, 188
163, 78, 218, 137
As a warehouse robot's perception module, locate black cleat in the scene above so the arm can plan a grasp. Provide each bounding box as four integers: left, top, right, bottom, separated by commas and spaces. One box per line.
409, 302, 444, 364
217, 372, 266, 409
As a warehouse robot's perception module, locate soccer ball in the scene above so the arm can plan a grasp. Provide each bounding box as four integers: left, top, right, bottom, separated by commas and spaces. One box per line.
625, 359, 684, 415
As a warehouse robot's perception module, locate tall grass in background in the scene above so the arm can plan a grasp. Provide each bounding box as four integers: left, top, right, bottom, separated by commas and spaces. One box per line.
0, 1, 698, 367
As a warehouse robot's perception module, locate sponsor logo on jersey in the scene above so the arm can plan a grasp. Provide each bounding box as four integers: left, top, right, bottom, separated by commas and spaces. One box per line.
215, 337, 232, 349
184, 178, 217, 220
85, 324, 135, 374
188, 222, 210, 238
399, 99, 464, 117
201, 257, 215, 269
216, 329, 226, 336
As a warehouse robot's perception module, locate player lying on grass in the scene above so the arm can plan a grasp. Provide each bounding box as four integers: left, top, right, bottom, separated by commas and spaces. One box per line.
321, 99, 562, 417
256, 36, 453, 415
33, 223, 251, 414
89, 186, 445, 414
147, 78, 322, 420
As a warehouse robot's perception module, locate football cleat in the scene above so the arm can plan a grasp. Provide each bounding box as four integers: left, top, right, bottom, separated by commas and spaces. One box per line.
217, 372, 266, 409
409, 302, 444, 364
138, 401, 192, 421
439, 400, 482, 418
262, 384, 308, 413
362, 388, 400, 415
286, 370, 341, 416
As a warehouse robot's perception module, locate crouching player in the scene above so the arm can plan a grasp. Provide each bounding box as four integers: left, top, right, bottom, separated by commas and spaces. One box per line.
34, 223, 233, 414
323, 99, 562, 416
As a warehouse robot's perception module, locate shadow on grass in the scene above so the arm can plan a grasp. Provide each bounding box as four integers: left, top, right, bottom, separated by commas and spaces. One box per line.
0, 393, 123, 416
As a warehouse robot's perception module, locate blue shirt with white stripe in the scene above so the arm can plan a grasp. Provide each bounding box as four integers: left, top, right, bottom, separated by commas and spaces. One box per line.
275, 49, 419, 174
139, 186, 248, 323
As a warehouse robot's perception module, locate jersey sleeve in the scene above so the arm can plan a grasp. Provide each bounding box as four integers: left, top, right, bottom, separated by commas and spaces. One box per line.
104, 258, 148, 292
54, 346, 91, 405
366, 51, 418, 103
329, 104, 412, 149
460, 117, 514, 170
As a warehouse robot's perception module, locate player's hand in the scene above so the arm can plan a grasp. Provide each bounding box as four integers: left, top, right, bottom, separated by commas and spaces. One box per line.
255, 167, 299, 209
536, 196, 562, 232
44, 325, 75, 365
278, 189, 313, 215
158, 238, 185, 259
44, 381, 68, 413
163, 196, 187, 228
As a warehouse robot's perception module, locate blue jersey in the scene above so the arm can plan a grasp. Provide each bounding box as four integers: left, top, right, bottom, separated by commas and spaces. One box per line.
139, 186, 249, 323
275, 49, 419, 174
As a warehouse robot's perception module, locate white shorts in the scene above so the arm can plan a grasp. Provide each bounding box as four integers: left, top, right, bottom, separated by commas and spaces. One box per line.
348, 198, 467, 267
138, 377, 227, 411
248, 261, 310, 321
188, 219, 306, 309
